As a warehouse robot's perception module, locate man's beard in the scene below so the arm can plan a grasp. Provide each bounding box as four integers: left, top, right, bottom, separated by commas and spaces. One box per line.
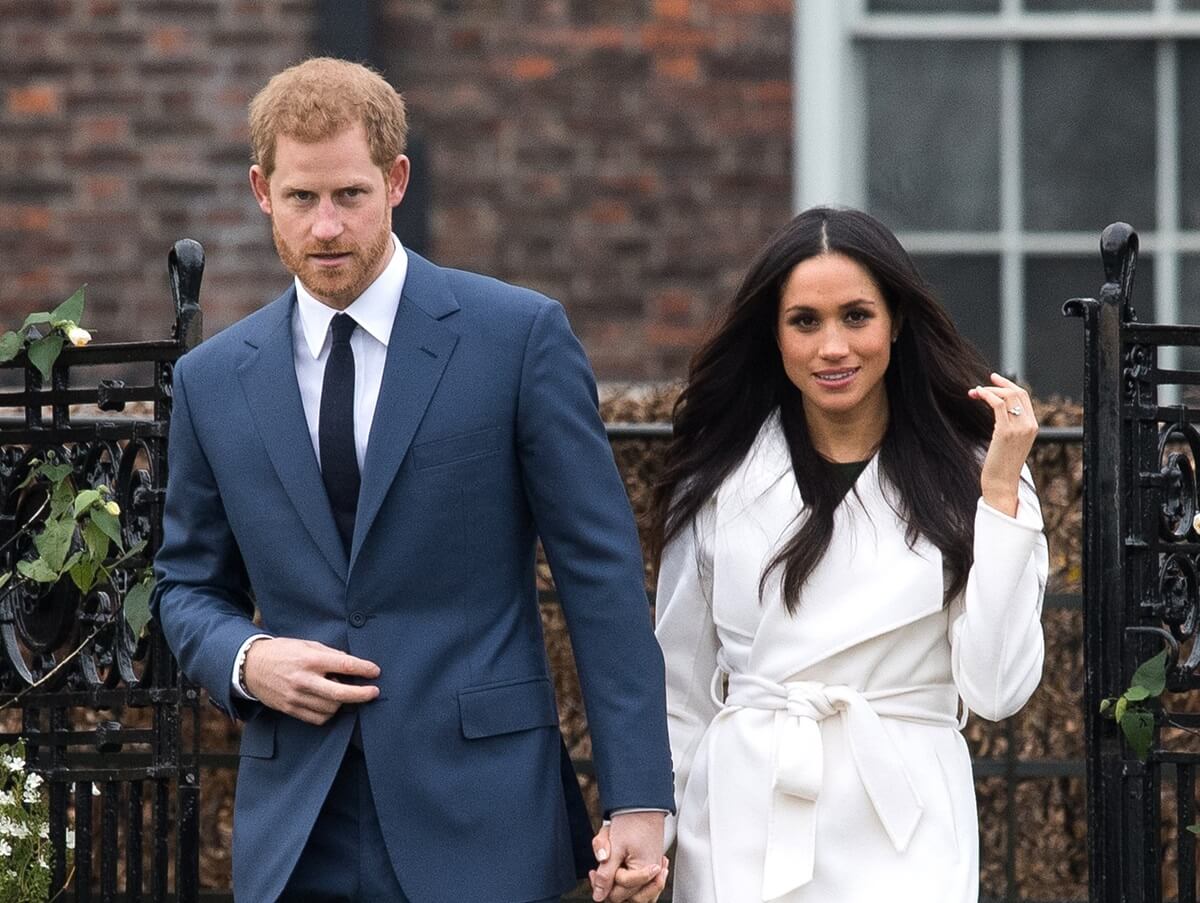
272, 216, 392, 308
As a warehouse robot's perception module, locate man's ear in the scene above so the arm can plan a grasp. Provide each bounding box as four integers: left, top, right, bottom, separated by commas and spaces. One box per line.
249, 165, 272, 216
386, 155, 410, 208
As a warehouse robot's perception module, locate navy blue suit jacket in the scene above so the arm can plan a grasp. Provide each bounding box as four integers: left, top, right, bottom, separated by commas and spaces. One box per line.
153, 250, 674, 903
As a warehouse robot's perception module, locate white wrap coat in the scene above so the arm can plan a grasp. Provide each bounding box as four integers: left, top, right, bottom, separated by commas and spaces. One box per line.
656, 414, 1048, 902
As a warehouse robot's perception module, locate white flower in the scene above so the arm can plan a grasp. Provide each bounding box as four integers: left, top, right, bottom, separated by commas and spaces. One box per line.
91, 784, 100, 797
8, 822, 29, 839
0, 815, 15, 835
25, 773, 42, 792
37, 823, 47, 839
1, 755, 20, 772
0, 839, 11, 857
64, 828, 75, 850
0, 790, 14, 807
104, 500, 120, 516
66, 325, 91, 347
23, 786, 38, 805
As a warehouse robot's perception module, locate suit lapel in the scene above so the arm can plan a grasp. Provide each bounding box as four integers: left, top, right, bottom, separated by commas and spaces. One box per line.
236, 288, 348, 582
350, 252, 460, 569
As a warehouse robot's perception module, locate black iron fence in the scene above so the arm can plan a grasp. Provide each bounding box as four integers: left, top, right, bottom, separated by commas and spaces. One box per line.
0, 241, 203, 903
1073, 223, 1200, 903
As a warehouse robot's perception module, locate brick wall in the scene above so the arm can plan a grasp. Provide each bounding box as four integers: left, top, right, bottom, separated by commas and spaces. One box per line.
1, 0, 793, 379
0, 0, 316, 342
379, 0, 793, 378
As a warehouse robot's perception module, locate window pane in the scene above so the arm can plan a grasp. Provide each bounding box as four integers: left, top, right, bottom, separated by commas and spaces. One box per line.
1180, 44, 1200, 228
1023, 43, 1155, 232
866, 42, 1000, 230
1026, 256, 1155, 401
868, 0, 998, 10
912, 254, 1002, 367
1184, 0, 1200, 8
1178, 256, 1200, 370
1025, 0, 1150, 10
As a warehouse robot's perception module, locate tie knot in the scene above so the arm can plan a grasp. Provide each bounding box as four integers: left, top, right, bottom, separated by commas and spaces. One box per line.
330, 313, 357, 346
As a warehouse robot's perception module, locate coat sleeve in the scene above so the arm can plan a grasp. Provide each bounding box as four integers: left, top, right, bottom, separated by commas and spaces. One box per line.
948, 464, 1049, 722
654, 497, 720, 848
152, 356, 265, 719
514, 300, 675, 816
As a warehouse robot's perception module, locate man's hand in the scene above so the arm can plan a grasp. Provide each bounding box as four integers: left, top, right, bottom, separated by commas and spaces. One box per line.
588, 813, 668, 902
243, 637, 380, 725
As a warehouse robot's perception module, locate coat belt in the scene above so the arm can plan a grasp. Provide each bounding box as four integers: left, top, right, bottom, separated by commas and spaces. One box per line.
713, 673, 959, 901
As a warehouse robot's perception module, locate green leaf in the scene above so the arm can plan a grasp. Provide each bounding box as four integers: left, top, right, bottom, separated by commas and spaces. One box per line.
1188, 823, 1200, 836
1120, 709, 1156, 761
49, 476, 75, 517
0, 331, 23, 364
0, 572, 12, 592
1131, 649, 1169, 697
1114, 696, 1128, 724
33, 517, 73, 572
17, 558, 59, 584
83, 520, 110, 564
68, 556, 97, 593
89, 507, 123, 550
106, 538, 147, 570
50, 286, 85, 327
1124, 685, 1152, 702
123, 578, 153, 639
72, 489, 101, 518
40, 461, 73, 484
1099, 698, 1115, 716
20, 311, 52, 331
26, 333, 64, 382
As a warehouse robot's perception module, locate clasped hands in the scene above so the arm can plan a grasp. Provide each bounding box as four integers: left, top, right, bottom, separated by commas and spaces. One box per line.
589, 813, 669, 902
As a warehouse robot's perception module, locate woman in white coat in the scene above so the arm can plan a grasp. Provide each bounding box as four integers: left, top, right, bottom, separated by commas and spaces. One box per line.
640, 208, 1047, 902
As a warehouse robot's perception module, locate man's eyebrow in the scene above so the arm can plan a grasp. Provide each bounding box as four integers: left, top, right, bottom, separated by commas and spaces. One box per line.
279, 179, 375, 193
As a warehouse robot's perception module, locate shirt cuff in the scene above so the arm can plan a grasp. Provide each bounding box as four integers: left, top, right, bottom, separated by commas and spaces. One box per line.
231, 634, 273, 700
603, 808, 670, 825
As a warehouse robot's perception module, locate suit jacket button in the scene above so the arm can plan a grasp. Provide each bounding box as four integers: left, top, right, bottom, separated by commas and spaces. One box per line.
349, 611, 367, 628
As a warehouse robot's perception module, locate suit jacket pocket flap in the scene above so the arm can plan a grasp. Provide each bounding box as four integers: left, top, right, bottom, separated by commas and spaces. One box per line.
412, 426, 499, 469
458, 676, 558, 739
239, 715, 276, 759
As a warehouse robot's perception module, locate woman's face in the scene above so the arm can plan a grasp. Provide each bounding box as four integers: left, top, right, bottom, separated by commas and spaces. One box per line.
776, 252, 896, 423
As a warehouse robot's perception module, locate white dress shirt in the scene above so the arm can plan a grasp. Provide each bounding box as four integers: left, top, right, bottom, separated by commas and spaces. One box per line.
231, 235, 408, 699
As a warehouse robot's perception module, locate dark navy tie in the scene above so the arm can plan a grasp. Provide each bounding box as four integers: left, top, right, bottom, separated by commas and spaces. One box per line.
319, 313, 360, 555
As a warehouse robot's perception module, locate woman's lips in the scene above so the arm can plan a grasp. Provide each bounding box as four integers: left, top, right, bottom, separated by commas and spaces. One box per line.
812, 367, 859, 389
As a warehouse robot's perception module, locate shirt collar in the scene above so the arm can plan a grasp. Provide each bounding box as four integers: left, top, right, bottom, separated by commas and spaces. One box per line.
294, 234, 408, 359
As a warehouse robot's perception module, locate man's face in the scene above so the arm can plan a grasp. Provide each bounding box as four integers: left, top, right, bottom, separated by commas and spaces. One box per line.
250, 123, 409, 310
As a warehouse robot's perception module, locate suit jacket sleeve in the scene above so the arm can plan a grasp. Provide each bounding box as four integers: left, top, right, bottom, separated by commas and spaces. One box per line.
948, 465, 1048, 721
153, 355, 265, 718
515, 300, 675, 816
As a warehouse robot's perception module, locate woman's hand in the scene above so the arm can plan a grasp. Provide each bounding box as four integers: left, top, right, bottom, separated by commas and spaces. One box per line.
968, 373, 1038, 517
590, 823, 670, 902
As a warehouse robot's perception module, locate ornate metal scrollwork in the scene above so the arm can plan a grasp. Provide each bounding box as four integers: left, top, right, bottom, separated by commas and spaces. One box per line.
1126, 343, 1153, 403
0, 440, 155, 693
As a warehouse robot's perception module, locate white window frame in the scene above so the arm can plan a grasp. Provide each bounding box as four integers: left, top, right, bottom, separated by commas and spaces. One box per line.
794, 0, 1200, 382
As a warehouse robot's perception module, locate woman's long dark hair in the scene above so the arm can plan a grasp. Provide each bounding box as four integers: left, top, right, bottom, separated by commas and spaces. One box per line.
649, 207, 995, 612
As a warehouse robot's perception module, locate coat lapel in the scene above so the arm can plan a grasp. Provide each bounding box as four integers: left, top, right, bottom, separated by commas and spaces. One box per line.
236, 288, 348, 582
350, 251, 460, 569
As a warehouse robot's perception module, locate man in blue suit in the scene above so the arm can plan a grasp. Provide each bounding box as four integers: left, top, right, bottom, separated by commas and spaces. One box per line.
153, 57, 673, 903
